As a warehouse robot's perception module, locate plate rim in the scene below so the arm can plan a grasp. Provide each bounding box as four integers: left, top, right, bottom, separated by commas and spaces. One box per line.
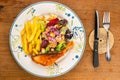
9, 1, 86, 78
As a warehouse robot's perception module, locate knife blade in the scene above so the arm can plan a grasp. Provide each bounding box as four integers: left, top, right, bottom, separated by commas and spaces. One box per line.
93, 10, 99, 67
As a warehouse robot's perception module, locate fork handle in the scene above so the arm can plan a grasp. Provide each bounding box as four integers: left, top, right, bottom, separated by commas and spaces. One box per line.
93, 40, 99, 67
106, 31, 111, 61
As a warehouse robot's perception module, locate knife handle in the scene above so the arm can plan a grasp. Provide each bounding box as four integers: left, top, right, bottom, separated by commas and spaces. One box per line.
93, 40, 99, 67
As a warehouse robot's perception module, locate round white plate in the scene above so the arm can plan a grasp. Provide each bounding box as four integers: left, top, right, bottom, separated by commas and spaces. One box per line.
9, 1, 86, 78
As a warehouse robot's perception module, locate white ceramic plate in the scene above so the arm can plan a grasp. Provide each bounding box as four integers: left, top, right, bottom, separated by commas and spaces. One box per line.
9, 1, 86, 78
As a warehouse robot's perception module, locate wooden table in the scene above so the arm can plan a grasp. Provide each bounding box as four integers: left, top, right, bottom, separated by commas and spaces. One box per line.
0, 0, 120, 80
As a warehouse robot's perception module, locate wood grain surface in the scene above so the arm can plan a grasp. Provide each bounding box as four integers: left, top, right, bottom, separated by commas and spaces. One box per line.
0, 0, 120, 80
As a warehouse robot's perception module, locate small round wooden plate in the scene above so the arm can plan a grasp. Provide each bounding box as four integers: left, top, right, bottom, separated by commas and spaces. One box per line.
89, 28, 114, 54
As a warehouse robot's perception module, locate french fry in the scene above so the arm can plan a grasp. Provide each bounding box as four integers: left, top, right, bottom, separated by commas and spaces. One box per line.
35, 39, 41, 51
33, 48, 38, 54
37, 21, 41, 30
25, 22, 30, 41
28, 24, 37, 42
29, 43, 32, 53
33, 16, 40, 21
31, 40, 35, 48
30, 21, 34, 32
34, 30, 41, 41
35, 18, 41, 29
23, 35, 28, 54
31, 40, 35, 45
21, 28, 25, 36
27, 20, 32, 32
33, 17, 38, 27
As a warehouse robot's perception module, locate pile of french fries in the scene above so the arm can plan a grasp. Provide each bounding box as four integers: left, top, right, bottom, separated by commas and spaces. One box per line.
21, 17, 42, 55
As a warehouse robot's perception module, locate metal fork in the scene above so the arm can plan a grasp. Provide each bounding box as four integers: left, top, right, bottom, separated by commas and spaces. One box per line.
103, 12, 111, 61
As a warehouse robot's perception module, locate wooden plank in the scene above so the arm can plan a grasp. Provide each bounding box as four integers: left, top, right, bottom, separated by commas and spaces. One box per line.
0, 0, 120, 80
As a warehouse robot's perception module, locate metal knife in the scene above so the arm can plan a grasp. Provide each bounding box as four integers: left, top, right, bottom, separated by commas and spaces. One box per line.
93, 10, 99, 67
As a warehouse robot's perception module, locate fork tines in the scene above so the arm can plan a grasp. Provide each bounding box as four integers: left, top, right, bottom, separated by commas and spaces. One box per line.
103, 12, 110, 24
